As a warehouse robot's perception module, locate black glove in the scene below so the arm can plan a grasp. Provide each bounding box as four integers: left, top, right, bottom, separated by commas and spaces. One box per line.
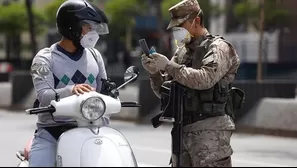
101, 78, 118, 98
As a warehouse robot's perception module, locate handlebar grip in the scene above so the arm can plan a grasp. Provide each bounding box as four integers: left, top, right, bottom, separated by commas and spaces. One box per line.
121, 102, 141, 107
26, 105, 56, 115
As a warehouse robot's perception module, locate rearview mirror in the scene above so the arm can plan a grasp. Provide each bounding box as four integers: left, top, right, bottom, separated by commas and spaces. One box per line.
124, 66, 139, 83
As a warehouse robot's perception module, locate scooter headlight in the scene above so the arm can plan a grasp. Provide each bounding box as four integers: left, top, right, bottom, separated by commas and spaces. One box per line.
81, 97, 106, 121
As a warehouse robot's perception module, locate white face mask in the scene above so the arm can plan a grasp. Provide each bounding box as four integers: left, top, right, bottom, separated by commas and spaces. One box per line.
80, 31, 99, 48
172, 27, 192, 48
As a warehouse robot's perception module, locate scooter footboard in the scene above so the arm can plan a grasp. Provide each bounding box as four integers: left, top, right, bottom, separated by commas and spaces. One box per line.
56, 127, 138, 167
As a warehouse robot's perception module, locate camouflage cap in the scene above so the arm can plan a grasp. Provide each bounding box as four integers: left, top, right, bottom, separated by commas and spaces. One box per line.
167, 0, 200, 30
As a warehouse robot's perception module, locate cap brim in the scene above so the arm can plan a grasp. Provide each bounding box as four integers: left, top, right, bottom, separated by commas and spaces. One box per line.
167, 19, 180, 30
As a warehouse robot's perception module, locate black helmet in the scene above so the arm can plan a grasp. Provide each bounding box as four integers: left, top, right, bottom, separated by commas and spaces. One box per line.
56, 0, 109, 49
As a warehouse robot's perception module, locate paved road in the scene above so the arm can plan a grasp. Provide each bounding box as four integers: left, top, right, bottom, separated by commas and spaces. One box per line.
1, 110, 297, 167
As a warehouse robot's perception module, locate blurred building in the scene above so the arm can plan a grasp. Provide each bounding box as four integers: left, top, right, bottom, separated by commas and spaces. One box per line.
207, 0, 297, 79
0, 0, 296, 79
210, 0, 297, 64
278, 0, 297, 63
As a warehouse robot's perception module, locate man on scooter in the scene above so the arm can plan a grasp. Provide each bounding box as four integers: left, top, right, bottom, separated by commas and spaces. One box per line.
29, 0, 110, 166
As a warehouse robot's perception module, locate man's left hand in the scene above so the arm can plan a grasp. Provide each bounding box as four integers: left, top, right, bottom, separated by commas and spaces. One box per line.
150, 53, 170, 71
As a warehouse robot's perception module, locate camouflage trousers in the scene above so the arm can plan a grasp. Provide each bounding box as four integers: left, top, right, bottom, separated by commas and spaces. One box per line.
171, 130, 233, 167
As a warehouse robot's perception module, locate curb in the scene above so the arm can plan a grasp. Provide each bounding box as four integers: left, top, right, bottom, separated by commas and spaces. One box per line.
235, 126, 297, 138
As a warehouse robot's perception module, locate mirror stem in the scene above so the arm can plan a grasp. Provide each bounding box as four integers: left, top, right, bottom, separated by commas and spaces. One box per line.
55, 93, 60, 102
114, 74, 138, 92
37, 71, 60, 102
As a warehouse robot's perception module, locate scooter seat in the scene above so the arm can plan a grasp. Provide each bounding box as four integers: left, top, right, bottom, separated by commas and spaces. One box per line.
24, 137, 34, 160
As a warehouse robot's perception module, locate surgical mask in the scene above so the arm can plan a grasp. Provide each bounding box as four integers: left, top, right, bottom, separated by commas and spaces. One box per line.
80, 30, 99, 48
172, 27, 192, 48
172, 11, 201, 48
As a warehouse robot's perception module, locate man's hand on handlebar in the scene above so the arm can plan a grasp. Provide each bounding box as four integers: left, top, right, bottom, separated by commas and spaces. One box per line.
72, 84, 95, 95
101, 78, 118, 98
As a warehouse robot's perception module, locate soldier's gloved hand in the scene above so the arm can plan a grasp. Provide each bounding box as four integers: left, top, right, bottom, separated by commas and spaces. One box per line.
150, 53, 170, 71
141, 54, 158, 74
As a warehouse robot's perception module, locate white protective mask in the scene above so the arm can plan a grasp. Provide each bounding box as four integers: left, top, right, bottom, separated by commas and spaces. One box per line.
172, 27, 192, 48
172, 10, 201, 48
80, 30, 100, 48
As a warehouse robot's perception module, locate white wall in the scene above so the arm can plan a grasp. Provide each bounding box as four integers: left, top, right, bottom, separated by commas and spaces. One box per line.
209, 0, 227, 35
208, 0, 279, 63
223, 31, 280, 63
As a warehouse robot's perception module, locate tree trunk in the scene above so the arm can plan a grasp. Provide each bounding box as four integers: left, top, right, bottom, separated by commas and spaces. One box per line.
5, 35, 11, 62
25, 0, 37, 57
11, 34, 21, 61
125, 25, 132, 51
155, 0, 171, 57
257, 0, 265, 83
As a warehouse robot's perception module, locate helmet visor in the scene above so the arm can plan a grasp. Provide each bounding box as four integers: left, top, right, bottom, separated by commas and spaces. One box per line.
80, 20, 109, 35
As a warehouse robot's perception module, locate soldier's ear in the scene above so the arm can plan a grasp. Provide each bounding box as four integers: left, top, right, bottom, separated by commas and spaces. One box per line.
195, 17, 201, 27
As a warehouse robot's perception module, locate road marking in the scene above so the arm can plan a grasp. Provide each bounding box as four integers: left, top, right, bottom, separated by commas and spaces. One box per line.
134, 146, 170, 154
138, 163, 160, 167
232, 158, 290, 167
133, 146, 291, 167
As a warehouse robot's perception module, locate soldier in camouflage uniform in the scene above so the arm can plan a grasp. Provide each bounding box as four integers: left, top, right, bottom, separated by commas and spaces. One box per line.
141, 0, 240, 167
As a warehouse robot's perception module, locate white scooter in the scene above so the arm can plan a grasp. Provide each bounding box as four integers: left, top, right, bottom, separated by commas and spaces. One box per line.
16, 64, 141, 167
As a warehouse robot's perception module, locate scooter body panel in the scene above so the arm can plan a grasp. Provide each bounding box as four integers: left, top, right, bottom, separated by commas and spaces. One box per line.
56, 127, 138, 167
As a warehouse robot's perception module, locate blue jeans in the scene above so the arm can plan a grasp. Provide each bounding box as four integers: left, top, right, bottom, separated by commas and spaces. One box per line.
28, 128, 57, 167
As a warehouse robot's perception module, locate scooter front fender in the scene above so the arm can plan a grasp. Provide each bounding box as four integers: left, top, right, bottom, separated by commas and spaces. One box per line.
56, 127, 138, 167
17, 161, 28, 167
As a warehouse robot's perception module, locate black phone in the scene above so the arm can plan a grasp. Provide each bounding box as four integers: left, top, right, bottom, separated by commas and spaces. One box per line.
139, 39, 150, 56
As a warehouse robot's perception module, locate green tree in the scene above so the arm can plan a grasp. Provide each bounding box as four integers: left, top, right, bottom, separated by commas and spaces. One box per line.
0, 2, 46, 35
233, 0, 290, 82
233, 0, 290, 31
0, 2, 46, 61
43, 0, 65, 27
44, 0, 148, 50
161, 0, 223, 29
104, 0, 147, 50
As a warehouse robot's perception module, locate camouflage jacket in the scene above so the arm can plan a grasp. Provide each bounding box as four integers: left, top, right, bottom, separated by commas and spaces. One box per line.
149, 29, 240, 132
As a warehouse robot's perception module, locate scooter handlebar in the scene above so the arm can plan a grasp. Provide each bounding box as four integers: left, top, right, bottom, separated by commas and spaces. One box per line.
121, 102, 141, 107
25, 105, 56, 115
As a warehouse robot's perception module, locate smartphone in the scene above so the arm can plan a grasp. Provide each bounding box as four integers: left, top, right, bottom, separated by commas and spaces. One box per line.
139, 39, 156, 58
139, 39, 150, 56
